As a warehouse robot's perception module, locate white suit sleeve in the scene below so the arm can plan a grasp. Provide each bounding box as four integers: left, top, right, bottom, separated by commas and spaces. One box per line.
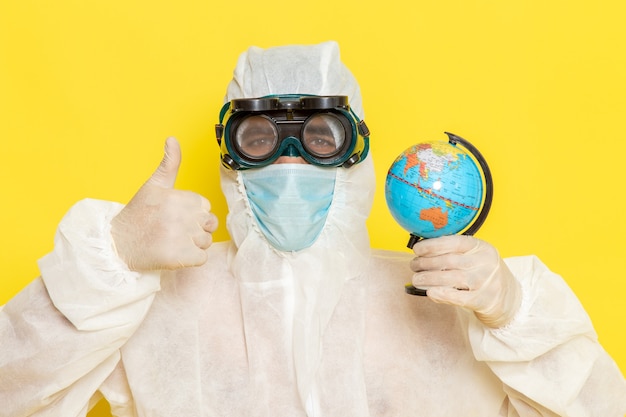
468, 255, 626, 417
0, 199, 160, 417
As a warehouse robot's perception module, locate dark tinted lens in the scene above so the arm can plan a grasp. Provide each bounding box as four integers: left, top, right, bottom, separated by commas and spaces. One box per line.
234, 115, 279, 158
301, 114, 346, 157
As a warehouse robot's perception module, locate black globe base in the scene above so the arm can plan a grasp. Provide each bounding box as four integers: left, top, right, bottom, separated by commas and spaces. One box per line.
406, 234, 428, 296
405, 284, 428, 296
407, 233, 422, 250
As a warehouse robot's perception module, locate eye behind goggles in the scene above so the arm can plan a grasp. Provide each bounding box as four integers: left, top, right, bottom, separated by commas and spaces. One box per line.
215, 95, 370, 170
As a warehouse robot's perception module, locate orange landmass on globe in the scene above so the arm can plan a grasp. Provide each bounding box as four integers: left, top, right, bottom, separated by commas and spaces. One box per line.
419, 207, 448, 229
403, 144, 432, 178
404, 152, 420, 174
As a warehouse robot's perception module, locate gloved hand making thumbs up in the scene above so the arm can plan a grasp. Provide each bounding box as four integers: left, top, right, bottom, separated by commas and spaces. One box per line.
111, 137, 218, 271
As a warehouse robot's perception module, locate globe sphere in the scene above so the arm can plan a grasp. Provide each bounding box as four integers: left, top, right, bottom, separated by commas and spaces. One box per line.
385, 133, 492, 243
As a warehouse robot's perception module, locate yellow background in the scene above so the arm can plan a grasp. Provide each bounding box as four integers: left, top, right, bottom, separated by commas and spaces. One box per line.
1, 1, 624, 415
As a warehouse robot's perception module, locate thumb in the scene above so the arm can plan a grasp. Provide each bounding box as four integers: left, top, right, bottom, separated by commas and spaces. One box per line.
148, 137, 181, 188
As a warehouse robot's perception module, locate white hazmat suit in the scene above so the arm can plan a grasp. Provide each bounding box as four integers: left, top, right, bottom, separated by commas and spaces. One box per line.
1, 41, 626, 417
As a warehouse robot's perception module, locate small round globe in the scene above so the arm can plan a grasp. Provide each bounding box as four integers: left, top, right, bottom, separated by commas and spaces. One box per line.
385, 139, 486, 239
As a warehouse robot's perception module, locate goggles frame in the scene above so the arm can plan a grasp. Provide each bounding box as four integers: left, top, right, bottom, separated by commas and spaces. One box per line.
216, 94, 370, 170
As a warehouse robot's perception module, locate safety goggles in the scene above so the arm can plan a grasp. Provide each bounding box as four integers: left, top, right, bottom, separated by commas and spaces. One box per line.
215, 94, 370, 170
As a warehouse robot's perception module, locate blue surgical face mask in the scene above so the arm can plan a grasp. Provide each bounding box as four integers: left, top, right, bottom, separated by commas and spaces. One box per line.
241, 164, 336, 252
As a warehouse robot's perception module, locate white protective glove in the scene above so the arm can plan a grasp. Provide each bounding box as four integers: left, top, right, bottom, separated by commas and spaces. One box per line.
111, 137, 218, 271
410, 235, 522, 328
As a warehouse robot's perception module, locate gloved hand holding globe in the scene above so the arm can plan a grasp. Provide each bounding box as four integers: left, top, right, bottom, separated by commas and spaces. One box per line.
384, 132, 493, 296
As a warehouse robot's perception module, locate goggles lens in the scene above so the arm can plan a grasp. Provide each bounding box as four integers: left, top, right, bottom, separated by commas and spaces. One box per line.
301, 113, 346, 157
217, 95, 369, 170
235, 115, 279, 159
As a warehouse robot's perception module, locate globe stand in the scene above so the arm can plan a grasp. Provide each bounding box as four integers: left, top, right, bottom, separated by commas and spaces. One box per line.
407, 233, 423, 250
404, 132, 493, 297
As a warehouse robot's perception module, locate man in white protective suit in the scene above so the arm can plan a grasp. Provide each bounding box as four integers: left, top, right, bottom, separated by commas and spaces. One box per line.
1, 41, 625, 417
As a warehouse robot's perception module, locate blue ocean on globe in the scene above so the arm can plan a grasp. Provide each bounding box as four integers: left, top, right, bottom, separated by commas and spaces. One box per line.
385, 140, 484, 239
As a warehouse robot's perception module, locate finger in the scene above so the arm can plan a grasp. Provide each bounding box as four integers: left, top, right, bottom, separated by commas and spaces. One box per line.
168, 246, 209, 269
192, 232, 214, 250
200, 213, 218, 233
196, 211, 218, 232
200, 195, 212, 213
412, 235, 479, 257
426, 286, 475, 308
412, 269, 470, 290
147, 137, 182, 189
410, 252, 475, 272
